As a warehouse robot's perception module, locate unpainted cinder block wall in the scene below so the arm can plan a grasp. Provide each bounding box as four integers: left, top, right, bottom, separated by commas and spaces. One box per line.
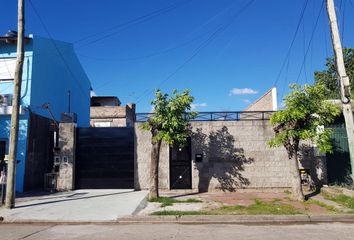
135, 120, 300, 191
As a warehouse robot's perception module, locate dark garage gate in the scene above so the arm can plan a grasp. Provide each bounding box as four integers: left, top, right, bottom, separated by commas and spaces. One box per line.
75, 127, 134, 189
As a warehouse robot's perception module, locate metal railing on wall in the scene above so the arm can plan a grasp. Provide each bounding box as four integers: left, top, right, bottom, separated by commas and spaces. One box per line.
135, 111, 275, 122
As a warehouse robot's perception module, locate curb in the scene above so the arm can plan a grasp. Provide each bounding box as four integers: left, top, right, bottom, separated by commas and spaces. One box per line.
117, 214, 354, 224
1, 214, 354, 225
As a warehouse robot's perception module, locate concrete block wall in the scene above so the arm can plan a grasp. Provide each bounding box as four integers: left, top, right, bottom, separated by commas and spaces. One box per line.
134, 125, 170, 190
56, 123, 76, 191
90, 104, 136, 127
134, 120, 294, 191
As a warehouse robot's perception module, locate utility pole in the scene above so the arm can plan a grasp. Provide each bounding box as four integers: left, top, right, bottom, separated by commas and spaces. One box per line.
326, 0, 354, 181
5, 0, 25, 209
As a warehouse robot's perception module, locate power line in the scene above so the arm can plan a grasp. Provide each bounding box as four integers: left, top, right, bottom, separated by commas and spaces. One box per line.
78, 28, 214, 63
77, 0, 236, 63
341, 0, 347, 44
134, 0, 256, 104
302, 18, 308, 83
272, 0, 309, 87
280, 57, 290, 101
28, 0, 90, 102
295, 0, 325, 84
75, 0, 193, 49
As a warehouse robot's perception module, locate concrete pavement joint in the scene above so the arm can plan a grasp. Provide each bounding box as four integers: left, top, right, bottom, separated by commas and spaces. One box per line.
18, 225, 56, 239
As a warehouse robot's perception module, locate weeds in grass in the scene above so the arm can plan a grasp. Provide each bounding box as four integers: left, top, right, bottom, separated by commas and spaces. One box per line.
284, 190, 292, 195
303, 199, 339, 213
151, 199, 303, 216
151, 210, 210, 216
210, 199, 302, 215
149, 197, 202, 207
321, 192, 354, 210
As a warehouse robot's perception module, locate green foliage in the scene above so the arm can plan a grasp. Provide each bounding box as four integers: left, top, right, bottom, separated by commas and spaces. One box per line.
148, 197, 202, 207
142, 89, 197, 146
269, 83, 341, 154
314, 48, 354, 99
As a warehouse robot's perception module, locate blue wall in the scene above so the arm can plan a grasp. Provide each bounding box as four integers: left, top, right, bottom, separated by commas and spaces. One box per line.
0, 40, 33, 192
0, 115, 29, 192
0, 36, 91, 192
30, 36, 91, 127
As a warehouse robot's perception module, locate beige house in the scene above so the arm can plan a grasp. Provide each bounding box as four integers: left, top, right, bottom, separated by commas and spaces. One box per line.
90, 96, 135, 127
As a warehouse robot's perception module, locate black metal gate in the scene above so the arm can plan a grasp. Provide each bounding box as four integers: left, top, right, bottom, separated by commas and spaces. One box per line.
170, 139, 192, 189
75, 127, 134, 189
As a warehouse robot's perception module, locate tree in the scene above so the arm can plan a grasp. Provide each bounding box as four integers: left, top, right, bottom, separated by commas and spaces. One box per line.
142, 89, 196, 199
315, 48, 354, 99
268, 83, 341, 201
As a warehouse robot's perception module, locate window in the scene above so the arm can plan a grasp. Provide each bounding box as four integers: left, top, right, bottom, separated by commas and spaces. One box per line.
0, 58, 16, 81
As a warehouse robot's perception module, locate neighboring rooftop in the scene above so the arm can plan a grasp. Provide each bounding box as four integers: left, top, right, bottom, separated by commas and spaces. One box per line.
0, 30, 32, 44
90, 96, 121, 107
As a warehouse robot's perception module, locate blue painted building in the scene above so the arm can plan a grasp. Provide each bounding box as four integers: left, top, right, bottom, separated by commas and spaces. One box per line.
0, 33, 91, 192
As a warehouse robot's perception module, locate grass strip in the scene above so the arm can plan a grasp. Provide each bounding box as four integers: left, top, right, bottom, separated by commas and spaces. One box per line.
209, 199, 302, 215
303, 199, 339, 213
322, 192, 354, 210
151, 210, 210, 216
151, 199, 303, 216
149, 197, 202, 207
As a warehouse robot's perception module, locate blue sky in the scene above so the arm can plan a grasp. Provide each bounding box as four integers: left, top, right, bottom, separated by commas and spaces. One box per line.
1, 0, 354, 112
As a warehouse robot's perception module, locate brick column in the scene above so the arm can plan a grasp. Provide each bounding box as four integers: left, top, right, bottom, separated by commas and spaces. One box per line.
56, 123, 76, 191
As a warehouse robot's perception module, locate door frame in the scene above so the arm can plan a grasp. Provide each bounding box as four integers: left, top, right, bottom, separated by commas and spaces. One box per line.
169, 138, 192, 189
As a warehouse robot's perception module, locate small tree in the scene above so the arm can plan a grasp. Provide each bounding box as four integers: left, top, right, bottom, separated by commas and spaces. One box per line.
268, 83, 340, 201
143, 89, 196, 199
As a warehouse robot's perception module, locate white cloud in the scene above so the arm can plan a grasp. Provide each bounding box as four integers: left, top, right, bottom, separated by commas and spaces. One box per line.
229, 88, 258, 96
191, 103, 207, 110
242, 99, 251, 104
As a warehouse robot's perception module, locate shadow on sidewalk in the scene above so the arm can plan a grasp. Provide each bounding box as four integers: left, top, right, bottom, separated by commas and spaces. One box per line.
14, 190, 135, 209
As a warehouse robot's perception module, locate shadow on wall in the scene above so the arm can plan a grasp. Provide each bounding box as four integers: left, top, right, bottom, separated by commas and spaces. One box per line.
193, 126, 254, 192
299, 143, 336, 192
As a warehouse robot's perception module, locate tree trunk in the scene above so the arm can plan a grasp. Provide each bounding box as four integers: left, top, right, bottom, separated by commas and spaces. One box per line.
149, 136, 161, 199
289, 153, 305, 201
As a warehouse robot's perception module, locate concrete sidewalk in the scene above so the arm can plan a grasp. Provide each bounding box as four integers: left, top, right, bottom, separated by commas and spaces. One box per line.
0, 189, 148, 222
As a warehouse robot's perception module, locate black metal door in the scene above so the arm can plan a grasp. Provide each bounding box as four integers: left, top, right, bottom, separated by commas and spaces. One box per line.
170, 138, 192, 189
75, 127, 134, 189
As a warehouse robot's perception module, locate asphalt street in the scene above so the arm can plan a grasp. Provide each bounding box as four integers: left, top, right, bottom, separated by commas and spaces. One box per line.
1, 223, 354, 240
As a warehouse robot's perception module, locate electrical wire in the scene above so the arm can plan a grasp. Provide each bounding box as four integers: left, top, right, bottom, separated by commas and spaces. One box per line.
341, 0, 347, 44
133, 0, 256, 104
280, 57, 290, 101
28, 0, 90, 104
272, 0, 309, 87
295, 0, 325, 84
78, 27, 216, 63
75, 0, 193, 49
77, 0, 236, 63
302, 19, 308, 83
